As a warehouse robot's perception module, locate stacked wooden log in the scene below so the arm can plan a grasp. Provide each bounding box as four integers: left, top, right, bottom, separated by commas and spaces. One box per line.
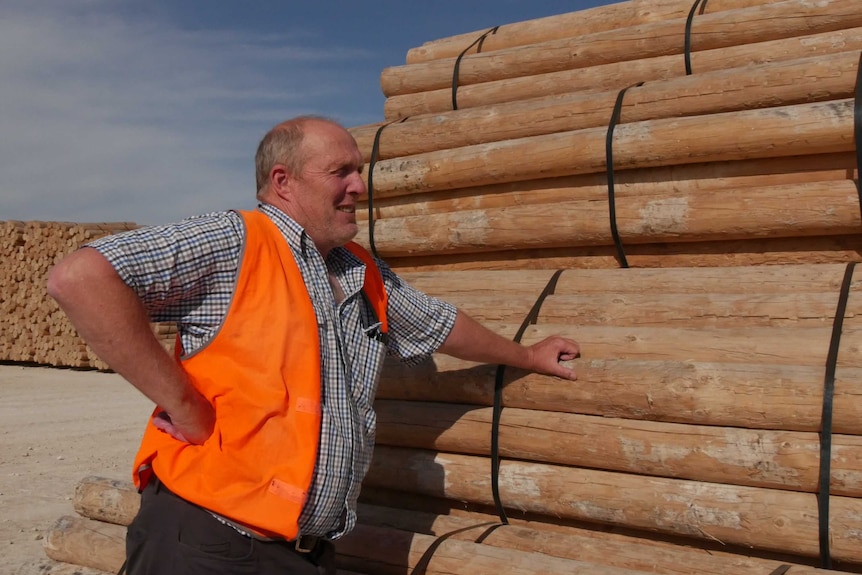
348, 0, 862, 271
0, 220, 175, 369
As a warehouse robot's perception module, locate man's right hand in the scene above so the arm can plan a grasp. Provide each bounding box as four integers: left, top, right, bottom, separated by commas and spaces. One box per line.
151, 391, 215, 444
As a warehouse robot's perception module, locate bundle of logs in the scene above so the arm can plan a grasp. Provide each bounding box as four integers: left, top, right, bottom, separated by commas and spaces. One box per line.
43, 262, 862, 573
347, 0, 862, 271
0, 220, 175, 369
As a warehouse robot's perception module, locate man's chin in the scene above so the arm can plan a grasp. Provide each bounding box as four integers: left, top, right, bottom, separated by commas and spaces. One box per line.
339, 224, 360, 245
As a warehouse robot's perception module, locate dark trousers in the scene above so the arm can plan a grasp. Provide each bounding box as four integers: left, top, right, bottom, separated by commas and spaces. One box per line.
125, 477, 335, 575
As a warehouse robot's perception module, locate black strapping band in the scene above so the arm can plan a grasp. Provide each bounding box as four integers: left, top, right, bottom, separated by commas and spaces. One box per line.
366, 118, 408, 259
684, 0, 709, 75
606, 82, 643, 269
452, 27, 499, 110
767, 566, 791, 575
854, 51, 862, 222
818, 261, 857, 569
490, 269, 565, 524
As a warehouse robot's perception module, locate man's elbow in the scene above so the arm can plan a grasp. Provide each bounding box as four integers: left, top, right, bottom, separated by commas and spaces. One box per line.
46, 248, 104, 306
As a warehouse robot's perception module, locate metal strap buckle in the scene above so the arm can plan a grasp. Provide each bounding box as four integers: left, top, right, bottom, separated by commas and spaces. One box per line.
294, 534, 318, 553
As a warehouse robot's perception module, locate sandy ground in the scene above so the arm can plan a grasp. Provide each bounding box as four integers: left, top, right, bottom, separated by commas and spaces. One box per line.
0, 364, 152, 575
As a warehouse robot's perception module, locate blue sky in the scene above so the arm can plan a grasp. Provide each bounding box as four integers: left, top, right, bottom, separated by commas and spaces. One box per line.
0, 0, 610, 225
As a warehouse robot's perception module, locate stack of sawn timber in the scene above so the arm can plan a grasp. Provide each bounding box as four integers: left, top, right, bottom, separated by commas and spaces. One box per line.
0, 220, 176, 369
347, 0, 862, 271
42, 263, 862, 574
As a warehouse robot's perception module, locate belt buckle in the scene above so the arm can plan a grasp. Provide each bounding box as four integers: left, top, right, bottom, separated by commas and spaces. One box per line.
294, 534, 317, 553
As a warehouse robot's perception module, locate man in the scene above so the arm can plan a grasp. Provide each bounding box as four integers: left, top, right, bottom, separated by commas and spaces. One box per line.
47, 116, 580, 575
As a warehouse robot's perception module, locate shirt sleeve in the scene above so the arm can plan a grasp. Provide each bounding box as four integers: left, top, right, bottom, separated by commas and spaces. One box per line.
85, 212, 244, 325
378, 259, 458, 366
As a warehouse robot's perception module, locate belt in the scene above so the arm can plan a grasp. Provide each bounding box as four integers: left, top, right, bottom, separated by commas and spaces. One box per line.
292, 534, 323, 554
212, 512, 325, 554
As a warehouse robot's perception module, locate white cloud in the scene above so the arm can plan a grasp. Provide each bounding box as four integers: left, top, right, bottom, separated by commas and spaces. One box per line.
0, 2, 376, 225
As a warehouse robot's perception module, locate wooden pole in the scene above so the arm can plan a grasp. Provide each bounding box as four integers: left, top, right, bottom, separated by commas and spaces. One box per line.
337, 522, 663, 575
74, 476, 141, 527
381, 0, 862, 96
353, 503, 842, 575
356, 179, 862, 256
354, 51, 860, 161
358, 153, 856, 221
374, 400, 862, 495
400, 262, 853, 296
44, 515, 126, 574
364, 446, 862, 562
377, 358, 862, 434
366, 99, 855, 198
405, 0, 787, 64
380, 234, 862, 271
383, 27, 862, 118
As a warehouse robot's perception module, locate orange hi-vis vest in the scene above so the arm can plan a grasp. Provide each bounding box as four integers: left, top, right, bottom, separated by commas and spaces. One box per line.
132, 209, 388, 539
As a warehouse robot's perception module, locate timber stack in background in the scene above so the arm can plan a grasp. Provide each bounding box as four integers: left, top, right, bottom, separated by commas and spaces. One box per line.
0, 220, 175, 370
4, 0, 862, 573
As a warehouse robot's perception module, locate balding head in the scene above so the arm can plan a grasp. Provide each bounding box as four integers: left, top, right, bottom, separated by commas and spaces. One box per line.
255, 115, 340, 199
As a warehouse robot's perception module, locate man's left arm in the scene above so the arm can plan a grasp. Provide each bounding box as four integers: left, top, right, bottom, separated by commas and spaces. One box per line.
437, 309, 580, 380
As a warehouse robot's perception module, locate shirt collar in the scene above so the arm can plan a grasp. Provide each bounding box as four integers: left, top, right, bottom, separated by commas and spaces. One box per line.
258, 203, 310, 260
257, 202, 367, 296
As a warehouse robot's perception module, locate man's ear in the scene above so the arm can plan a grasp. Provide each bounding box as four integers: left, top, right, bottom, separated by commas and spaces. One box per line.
269, 164, 291, 199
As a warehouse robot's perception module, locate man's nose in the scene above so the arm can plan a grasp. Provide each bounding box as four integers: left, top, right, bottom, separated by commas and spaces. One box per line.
347, 172, 367, 196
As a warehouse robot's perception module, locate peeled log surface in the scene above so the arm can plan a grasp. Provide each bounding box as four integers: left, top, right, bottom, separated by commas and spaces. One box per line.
74, 476, 141, 527
358, 152, 857, 220
384, 27, 862, 118
405, 0, 771, 63
377, 358, 862, 434
336, 523, 660, 575
352, 503, 847, 575
401, 263, 855, 295
439, 291, 852, 328
374, 400, 862, 495
537, 292, 847, 328
368, 99, 855, 198
356, 179, 862, 257
410, 293, 859, 329
354, 51, 860, 161
512, 323, 847, 365
380, 0, 862, 96
381, 233, 862, 271
364, 446, 862, 562
44, 515, 126, 574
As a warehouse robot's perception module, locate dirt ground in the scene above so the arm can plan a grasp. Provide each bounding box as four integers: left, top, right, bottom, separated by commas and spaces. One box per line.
0, 363, 152, 574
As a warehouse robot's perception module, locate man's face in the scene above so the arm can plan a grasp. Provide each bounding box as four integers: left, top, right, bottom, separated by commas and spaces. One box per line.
286, 121, 366, 255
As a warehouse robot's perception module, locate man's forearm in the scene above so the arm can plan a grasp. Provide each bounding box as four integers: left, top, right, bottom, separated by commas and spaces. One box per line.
437, 310, 580, 380
437, 310, 532, 368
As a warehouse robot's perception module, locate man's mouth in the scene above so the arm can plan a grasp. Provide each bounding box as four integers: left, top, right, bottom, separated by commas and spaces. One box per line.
336, 206, 355, 213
